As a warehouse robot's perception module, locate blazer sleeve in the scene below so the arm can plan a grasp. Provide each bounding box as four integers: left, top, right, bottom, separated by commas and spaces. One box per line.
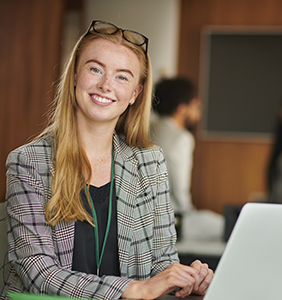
5, 147, 131, 300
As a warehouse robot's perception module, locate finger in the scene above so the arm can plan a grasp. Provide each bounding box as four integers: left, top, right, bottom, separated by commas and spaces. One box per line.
167, 264, 196, 296
172, 268, 196, 289
191, 261, 209, 291
168, 263, 197, 282
195, 268, 214, 295
175, 284, 194, 298
197, 263, 209, 286
190, 260, 202, 273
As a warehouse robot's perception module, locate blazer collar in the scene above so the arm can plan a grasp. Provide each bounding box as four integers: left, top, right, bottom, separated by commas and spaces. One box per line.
113, 132, 135, 162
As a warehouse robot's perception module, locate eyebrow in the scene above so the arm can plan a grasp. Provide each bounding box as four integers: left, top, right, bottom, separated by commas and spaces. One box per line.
86, 59, 135, 78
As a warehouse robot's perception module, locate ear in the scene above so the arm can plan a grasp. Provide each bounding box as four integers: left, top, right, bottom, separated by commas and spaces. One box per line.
129, 85, 143, 105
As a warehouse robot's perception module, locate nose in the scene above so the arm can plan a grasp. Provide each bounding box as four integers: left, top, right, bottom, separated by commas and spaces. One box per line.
98, 75, 112, 92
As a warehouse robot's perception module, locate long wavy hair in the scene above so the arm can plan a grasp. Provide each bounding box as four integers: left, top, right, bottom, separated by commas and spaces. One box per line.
39, 27, 153, 226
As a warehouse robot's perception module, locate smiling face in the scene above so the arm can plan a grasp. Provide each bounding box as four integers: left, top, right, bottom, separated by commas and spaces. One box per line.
74, 38, 143, 130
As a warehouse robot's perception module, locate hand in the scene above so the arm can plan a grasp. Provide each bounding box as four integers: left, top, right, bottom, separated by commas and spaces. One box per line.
190, 260, 214, 295
122, 263, 197, 299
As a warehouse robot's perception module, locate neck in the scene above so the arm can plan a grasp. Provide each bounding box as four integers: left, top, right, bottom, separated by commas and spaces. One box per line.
77, 119, 115, 187
77, 115, 116, 155
171, 114, 185, 129
79, 126, 114, 157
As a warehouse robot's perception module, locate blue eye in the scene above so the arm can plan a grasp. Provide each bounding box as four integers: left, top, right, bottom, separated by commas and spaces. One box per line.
117, 75, 128, 81
91, 67, 100, 73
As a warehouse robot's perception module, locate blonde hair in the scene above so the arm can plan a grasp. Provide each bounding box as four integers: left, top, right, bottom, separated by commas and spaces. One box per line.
40, 29, 153, 226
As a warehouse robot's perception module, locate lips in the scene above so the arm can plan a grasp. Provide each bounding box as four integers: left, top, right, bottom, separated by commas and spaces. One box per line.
90, 94, 115, 106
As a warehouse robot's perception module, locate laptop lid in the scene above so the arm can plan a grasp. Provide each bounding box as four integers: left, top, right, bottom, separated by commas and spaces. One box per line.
204, 202, 282, 300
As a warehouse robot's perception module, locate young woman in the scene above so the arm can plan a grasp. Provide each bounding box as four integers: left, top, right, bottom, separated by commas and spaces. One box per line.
2, 21, 213, 300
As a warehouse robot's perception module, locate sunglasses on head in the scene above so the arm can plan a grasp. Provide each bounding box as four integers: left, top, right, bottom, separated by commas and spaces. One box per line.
86, 20, 149, 55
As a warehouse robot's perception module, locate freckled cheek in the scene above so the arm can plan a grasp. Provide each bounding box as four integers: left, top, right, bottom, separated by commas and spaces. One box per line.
76, 72, 97, 91
116, 86, 135, 103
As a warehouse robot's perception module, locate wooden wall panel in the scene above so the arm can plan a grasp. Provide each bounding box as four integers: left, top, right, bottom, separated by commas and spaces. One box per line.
191, 140, 272, 213
0, 0, 65, 202
178, 0, 282, 213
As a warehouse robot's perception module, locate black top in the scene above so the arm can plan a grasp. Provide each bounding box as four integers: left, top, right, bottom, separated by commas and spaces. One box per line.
72, 181, 120, 276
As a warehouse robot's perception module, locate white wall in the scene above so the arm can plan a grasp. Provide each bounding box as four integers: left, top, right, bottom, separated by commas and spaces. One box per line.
84, 0, 181, 83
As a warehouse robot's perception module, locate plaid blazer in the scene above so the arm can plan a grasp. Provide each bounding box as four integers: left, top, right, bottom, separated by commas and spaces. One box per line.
1, 133, 179, 300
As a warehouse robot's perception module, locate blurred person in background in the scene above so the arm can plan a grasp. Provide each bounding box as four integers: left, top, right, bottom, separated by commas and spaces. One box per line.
151, 77, 224, 241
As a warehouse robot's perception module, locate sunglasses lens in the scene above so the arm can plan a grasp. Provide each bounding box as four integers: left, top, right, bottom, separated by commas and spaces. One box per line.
94, 21, 118, 34
123, 30, 146, 46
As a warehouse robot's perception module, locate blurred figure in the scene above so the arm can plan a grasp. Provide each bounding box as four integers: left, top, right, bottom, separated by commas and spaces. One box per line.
150, 77, 224, 241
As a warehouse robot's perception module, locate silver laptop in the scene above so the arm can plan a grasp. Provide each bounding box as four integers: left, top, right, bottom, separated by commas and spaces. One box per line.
204, 202, 282, 300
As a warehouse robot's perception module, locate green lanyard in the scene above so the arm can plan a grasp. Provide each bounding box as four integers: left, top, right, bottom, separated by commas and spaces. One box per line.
86, 146, 115, 276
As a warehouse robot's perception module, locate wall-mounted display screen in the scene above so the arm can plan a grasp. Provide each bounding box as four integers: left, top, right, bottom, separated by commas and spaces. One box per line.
200, 26, 282, 140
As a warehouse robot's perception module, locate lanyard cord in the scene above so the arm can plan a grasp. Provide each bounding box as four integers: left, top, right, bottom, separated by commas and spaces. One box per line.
87, 145, 115, 276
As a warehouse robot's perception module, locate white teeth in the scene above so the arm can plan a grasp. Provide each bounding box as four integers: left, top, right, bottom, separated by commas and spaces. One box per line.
93, 95, 112, 103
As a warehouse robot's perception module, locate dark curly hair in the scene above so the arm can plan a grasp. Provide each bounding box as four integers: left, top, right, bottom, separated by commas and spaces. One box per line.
153, 77, 196, 116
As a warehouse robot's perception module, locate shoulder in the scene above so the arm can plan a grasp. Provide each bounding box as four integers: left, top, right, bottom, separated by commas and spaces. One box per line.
114, 133, 167, 178
6, 135, 54, 197
6, 134, 54, 168
178, 129, 194, 146
115, 134, 165, 164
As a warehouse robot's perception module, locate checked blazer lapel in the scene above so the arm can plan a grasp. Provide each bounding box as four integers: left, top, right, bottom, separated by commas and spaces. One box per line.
113, 134, 139, 277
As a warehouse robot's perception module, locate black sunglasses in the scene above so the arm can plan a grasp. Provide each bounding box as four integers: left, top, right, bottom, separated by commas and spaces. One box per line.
86, 20, 149, 55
